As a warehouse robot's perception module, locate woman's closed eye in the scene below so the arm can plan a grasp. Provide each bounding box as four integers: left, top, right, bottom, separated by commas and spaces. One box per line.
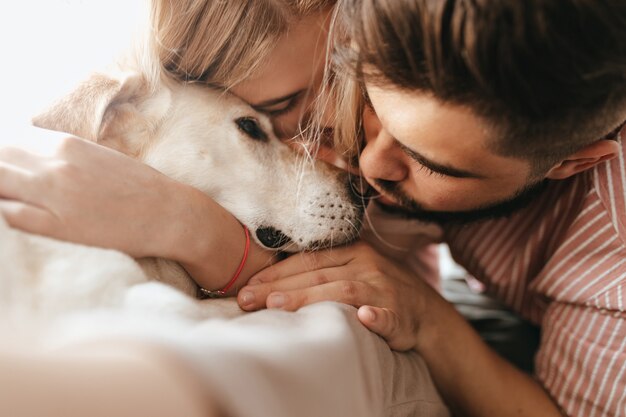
254, 92, 303, 117
268, 95, 301, 116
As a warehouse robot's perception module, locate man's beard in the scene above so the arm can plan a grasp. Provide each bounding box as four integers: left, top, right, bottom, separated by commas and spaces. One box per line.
372, 178, 549, 224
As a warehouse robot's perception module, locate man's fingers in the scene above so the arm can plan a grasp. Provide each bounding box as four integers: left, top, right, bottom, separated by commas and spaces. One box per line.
357, 306, 415, 351
255, 279, 379, 312
240, 267, 340, 309
247, 248, 355, 285
357, 305, 397, 335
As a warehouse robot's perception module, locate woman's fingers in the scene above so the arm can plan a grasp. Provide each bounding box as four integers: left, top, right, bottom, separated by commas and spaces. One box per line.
0, 162, 39, 202
0, 146, 59, 204
0, 146, 47, 168
0, 199, 56, 236
0, 138, 194, 259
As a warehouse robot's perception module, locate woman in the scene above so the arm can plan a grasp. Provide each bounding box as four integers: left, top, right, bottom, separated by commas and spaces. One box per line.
0, 0, 337, 296
0, 1, 340, 416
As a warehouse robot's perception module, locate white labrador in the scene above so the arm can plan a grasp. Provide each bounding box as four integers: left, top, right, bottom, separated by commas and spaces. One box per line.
29, 66, 365, 297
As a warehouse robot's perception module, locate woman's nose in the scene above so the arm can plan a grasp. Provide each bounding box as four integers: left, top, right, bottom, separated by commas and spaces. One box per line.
359, 129, 409, 182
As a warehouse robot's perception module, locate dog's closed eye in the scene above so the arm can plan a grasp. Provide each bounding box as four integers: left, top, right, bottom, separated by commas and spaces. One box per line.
236, 117, 268, 141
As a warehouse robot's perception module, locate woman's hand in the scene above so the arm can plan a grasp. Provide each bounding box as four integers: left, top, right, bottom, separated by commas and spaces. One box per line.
0, 135, 275, 292
0, 136, 188, 259
237, 240, 442, 351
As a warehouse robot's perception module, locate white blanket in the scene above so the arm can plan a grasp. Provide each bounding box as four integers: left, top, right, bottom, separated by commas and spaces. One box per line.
0, 216, 449, 417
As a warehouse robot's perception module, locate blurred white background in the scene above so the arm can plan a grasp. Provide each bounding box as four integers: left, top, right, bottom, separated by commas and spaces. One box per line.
0, 0, 143, 152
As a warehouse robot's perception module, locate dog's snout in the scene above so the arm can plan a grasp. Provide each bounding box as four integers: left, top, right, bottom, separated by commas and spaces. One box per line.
256, 227, 293, 249
348, 175, 371, 204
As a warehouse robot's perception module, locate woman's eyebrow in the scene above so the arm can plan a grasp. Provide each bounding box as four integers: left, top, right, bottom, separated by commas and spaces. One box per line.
251, 89, 304, 108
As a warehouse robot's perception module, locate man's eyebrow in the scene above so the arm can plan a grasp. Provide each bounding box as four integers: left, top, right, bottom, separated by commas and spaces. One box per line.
250, 90, 304, 108
394, 139, 484, 179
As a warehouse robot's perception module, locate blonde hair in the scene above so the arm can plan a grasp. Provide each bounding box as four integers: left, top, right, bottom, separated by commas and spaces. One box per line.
314, 10, 363, 164
149, 0, 335, 89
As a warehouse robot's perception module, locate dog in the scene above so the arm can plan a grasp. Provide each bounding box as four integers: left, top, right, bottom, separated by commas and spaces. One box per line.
29, 63, 365, 297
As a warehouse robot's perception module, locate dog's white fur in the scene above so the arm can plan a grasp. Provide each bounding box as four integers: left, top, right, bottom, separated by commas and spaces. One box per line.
28, 66, 363, 297
0, 58, 366, 349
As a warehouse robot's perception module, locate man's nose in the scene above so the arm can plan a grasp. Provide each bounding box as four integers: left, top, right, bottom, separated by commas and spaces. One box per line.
359, 131, 409, 182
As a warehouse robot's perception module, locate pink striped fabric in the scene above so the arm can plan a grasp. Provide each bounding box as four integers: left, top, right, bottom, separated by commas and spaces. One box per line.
443, 132, 626, 417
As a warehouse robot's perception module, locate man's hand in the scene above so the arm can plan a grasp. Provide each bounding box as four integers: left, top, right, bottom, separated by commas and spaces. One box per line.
237, 240, 441, 351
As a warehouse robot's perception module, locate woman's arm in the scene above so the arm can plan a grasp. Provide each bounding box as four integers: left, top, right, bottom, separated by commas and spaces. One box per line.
0, 134, 275, 292
166, 179, 276, 293
0, 343, 221, 417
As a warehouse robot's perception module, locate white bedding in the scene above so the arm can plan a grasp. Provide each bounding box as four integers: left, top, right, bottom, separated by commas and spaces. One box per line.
0, 214, 449, 417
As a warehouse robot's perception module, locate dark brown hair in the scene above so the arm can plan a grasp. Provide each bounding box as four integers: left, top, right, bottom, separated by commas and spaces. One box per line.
334, 0, 626, 172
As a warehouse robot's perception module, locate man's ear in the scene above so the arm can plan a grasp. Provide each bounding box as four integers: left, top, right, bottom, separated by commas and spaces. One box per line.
32, 71, 168, 157
545, 140, 620, 180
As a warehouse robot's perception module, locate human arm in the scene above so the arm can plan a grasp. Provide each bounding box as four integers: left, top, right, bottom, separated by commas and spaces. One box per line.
0, 133, 274, 293
236, 241, 564, 417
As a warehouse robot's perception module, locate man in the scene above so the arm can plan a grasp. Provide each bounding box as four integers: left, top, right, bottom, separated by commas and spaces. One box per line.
238, 1, 626, 416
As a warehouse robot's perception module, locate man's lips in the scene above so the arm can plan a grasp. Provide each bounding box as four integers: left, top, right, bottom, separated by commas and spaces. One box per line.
368, 183, 400, 207
376, 194, 397, 206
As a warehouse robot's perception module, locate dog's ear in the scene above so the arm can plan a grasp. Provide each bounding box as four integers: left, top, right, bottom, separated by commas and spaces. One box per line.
32, 72, 165, 157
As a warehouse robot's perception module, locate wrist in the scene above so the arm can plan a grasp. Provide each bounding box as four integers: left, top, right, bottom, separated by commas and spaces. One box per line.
413, 290, 457, 354
163, 182, 228, 265
197, 224, 250, 298
163, 182, 276, 294
408, 292, 564, 417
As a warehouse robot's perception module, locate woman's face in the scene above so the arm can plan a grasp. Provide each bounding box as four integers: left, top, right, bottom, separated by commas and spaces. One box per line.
230, 10, 333, 139
359, 82, 545, 223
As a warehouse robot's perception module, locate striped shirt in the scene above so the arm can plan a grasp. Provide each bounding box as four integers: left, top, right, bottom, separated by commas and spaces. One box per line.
444, 133, 626, 417
364, 132, 626, 417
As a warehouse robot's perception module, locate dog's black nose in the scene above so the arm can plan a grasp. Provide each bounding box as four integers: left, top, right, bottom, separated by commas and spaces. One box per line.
256, 227, 292, 249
